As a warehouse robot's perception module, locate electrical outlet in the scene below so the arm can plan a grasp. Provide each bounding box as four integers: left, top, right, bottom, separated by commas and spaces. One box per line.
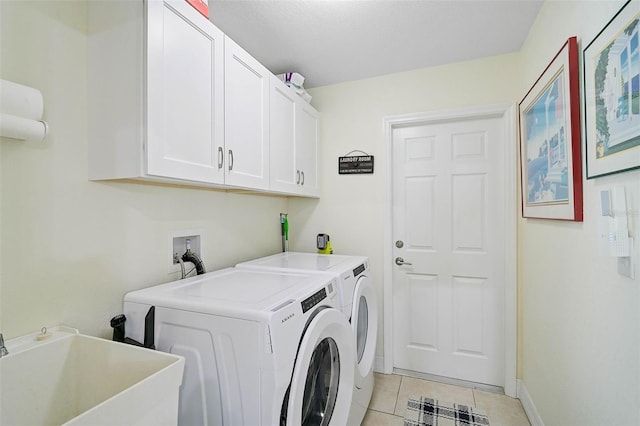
168, 230, 203, 274
617, 237, 635, 279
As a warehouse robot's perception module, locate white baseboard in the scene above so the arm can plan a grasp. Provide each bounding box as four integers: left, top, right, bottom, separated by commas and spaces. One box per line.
517, 379, 545, 426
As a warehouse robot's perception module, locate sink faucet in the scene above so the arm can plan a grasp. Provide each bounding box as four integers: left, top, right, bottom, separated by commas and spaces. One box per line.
0, 333, 8, 357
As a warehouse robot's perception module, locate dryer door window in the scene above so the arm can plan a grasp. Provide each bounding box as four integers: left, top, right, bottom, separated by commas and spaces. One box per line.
356, 295, 369, 363
351, 275, 378, 387
301, 337, 340, 425
285, 308, 355, 426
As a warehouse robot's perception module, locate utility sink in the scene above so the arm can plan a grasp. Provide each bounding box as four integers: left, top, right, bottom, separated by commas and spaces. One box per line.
0, 326, 185, 425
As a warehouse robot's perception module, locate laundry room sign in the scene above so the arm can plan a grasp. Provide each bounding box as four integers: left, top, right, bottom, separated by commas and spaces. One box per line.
338, 154, 374, 174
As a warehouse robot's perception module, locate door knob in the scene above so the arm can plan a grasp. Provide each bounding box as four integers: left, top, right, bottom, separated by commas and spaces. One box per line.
395, 257, 412, 266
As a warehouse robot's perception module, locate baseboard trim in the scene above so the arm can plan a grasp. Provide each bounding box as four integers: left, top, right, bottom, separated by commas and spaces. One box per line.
393, 368, 504, 394
517, 379, 545, 426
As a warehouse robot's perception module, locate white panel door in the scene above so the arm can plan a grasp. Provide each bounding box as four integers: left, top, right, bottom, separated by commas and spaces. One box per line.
224, 36, 270, 189
392, 117, 505, 386
146, 0, 224, 183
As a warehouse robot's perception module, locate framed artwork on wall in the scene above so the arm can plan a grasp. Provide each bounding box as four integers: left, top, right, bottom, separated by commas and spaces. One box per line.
518, 37, 583, 221
583, 0, 640, 179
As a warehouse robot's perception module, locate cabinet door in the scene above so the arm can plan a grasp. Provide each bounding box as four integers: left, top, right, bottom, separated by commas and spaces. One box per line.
146, 0, 224, 184
269, 77, 298, 193
224, 36, 270, 189
295, 101, 320, 197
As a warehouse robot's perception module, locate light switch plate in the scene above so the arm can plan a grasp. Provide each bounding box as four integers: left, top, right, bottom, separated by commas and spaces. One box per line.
617, 237, 635, 279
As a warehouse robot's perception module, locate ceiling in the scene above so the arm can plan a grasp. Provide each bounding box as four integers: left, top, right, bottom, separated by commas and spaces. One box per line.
208, 0, 544, 89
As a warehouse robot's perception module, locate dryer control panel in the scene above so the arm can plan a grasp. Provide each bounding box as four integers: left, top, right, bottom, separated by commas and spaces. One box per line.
353, 263, 367, 277
301, 287, 327, 313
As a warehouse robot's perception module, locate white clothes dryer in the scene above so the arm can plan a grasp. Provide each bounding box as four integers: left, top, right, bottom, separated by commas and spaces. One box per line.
236, 252, 378, 426
123, 267, 354, 426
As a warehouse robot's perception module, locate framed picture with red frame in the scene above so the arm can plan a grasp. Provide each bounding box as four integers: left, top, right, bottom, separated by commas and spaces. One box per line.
186, 0, 208, 18
518, 37, 583, 221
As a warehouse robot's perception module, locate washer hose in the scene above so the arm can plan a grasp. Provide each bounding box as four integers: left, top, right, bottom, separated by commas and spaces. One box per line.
182, 248, 206, 275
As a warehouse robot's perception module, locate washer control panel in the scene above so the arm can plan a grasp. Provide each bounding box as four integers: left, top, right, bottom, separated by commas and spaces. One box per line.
301, 287, 327, 313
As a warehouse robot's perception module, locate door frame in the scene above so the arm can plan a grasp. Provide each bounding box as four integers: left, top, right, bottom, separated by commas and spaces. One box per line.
382, 104, 517, 397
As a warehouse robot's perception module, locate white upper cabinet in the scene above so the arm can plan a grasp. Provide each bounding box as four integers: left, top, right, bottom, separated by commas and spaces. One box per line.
269, 77, 298, 193
224, 36, 270, 190
295, 100, 319, 197
88, 0, 317, 197
88, 0, 225, 186
269, 76, 319, 197
146, 0, 224, 184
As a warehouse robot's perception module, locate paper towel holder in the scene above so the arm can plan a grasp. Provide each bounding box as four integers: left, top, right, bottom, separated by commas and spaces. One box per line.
0, 79, 49, 142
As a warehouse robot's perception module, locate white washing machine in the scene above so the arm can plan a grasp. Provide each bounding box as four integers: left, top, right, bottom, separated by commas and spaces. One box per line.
236, 252, 377, 426
123, 267, 355, 426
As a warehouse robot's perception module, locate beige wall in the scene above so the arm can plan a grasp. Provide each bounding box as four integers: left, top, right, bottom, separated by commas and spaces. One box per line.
0, 1, 289, 339
2, 2, 639, 425
296, 1, 640, 425
290, 53, 522, 358
518, 1, 640, 425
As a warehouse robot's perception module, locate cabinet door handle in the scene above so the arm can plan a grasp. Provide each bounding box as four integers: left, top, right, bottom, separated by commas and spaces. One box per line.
296, 170, 300, 184
301, 171, 305, 186
228, 149, 233, 171
217, 147, 223, 170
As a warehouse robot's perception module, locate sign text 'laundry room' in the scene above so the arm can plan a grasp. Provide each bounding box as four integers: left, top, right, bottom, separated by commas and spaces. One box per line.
338, 155, 374, 175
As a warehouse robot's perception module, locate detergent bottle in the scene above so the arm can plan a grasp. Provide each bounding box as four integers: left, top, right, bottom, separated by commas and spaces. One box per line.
317, 233, 333, 254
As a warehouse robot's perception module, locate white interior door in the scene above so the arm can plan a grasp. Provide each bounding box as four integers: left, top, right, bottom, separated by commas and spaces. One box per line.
391, 116, 506, 386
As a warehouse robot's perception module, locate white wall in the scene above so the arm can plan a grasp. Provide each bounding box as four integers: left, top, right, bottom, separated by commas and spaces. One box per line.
290, 53, 523, 358
519, 1, 640, 425
0, 1, 290, 339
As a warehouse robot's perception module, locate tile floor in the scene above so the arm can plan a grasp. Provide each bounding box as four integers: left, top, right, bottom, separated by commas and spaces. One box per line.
362, 373, 531, 426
